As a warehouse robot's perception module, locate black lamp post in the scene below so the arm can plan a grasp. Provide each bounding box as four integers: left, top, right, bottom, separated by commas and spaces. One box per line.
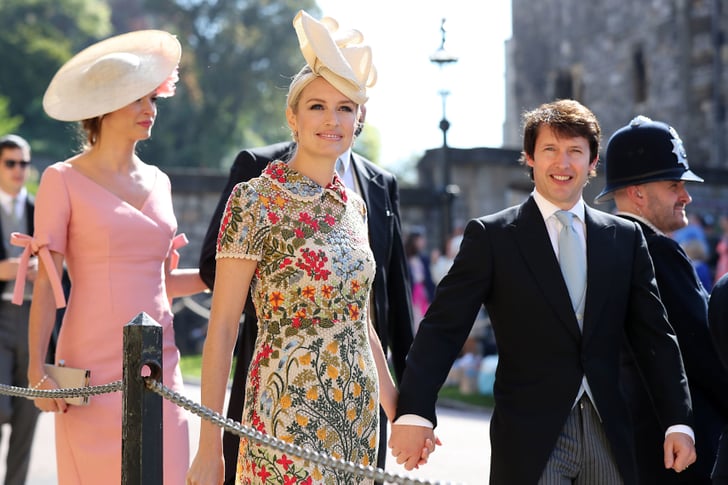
430, 18, 459, 248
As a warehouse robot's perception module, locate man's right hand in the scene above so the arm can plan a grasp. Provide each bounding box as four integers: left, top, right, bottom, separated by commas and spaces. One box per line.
388, 424, 439, 471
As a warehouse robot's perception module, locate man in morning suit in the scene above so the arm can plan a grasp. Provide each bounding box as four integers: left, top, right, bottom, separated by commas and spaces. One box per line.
389, 99, 696, 484
199, 122, 414, 484
0, 134, 39, 485
596, 116, 728, 484
709, 273, 728, 484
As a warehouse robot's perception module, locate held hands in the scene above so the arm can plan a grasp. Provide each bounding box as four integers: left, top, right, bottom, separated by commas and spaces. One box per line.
388, 424, 441, 471
664, 432, 696, 473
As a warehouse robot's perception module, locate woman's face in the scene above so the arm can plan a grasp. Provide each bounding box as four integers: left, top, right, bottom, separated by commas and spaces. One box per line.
286, 77, 357, 161
102, 92, 158, 141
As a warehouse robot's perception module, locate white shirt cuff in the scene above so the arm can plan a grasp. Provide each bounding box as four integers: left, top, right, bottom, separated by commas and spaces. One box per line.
393, 414, 434, 428
665, 424, 695, 443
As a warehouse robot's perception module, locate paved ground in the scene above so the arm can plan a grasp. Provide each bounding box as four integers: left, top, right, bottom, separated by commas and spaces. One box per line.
0, 383, 491, 484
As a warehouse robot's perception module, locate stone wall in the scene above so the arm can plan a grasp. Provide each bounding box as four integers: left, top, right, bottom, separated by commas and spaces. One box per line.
505, 0, 728, 169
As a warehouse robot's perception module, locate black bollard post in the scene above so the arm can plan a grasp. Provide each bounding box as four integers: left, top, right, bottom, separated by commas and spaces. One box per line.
122, 312, 163, 485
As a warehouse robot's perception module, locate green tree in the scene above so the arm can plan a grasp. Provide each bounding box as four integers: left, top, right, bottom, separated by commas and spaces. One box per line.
136, 0, 319, 169
0, 0, 112, 159
0, 97, 23, 135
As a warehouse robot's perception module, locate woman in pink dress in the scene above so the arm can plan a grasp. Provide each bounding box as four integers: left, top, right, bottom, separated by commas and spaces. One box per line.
15, 30, 206, 484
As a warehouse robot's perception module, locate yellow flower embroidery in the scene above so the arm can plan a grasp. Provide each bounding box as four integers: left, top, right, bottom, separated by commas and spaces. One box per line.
317, 428, 327, 441
333, 389, 343, 402
326, 341, 339, 354
298, 353, 312, 366
327, 365, 339, 379
280, 395, 292, 409
296, 414, 309, 427
306, 388, 318, 400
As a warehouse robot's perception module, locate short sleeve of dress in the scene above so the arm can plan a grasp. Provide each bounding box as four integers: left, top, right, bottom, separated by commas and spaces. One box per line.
34, 163, 71, 255
216, 181, 268, 261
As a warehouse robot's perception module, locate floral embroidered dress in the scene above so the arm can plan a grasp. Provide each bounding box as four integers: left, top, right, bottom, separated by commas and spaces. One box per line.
216, 161, 378, 485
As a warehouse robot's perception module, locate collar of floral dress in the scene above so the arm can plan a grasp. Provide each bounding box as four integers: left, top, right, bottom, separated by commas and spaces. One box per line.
262, 160, 348, 203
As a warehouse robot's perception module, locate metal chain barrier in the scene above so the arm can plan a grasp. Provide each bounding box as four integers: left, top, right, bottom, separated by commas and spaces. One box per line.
145, 377, 460, 485
0, 380, 122, 400
0, 378, 462, 485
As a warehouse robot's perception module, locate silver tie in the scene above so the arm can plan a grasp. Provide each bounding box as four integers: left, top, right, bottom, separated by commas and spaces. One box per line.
554, 210, 586, 322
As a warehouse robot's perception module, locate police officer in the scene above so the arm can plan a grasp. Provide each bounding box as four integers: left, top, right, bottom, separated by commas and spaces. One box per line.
597, 116, 728, 484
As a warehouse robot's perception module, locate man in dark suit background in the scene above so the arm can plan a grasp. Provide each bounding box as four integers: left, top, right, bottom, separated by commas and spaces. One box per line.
199, 114, 414, 484
389, 99, 696, 484
709, 273, 728, 484
595, 116, 728, 484
0, 134, 39, 485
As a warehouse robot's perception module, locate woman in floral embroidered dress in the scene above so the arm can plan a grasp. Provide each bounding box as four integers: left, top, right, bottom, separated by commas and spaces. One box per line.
187, 11, 430, 485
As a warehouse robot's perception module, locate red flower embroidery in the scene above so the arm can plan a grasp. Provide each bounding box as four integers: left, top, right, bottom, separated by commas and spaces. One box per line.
294, 228, 306, 239
298, 212, 319, 231
267, 211, 280, 224
277, 455, 294, 470
324, 214, 336, 226
295, 248, 331, 281
257, 465, 271, 482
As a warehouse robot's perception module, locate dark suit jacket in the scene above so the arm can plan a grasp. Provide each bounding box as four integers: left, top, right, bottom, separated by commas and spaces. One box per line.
396, 197, 692, 485
199, 142, 414, 482
709, 274, 728, 481
622, 216, 728, 483
0, 197, 34, 294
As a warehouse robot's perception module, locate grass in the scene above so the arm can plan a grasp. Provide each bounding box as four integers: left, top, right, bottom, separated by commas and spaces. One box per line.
180, 354, 494, 410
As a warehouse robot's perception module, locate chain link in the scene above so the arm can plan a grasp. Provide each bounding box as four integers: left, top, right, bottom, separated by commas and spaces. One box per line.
0, 378, 460, 485
145, 378, 458, 485
0, 380, 122, 400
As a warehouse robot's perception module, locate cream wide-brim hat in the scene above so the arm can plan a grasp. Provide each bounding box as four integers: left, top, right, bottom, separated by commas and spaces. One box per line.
43, 30, 181, 122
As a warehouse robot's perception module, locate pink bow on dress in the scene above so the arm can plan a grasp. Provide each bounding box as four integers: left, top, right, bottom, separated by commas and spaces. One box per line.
10, 232, 66, 308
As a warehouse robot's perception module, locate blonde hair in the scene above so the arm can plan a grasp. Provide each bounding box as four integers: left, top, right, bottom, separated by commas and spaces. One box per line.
287, 65, 317, 111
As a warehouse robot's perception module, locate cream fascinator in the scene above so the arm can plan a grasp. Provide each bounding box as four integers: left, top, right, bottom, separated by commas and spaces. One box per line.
292, 10, 377, 105
43, 30, 181, 122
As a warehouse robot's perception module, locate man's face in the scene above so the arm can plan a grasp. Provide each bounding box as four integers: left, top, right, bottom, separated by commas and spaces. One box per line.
525, 125, 597, 209
0, 146, 30, 196
639, 180, 692, 233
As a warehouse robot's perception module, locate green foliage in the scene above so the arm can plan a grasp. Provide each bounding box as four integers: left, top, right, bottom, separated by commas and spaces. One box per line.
353, 124, 382, 164
2, 0, 321, 169
136, 0, 320, 169
0, 97, 22, 135
0, 0, 112, 159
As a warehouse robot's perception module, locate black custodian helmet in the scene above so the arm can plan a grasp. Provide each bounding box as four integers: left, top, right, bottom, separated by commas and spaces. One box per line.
595, 115, 703, 203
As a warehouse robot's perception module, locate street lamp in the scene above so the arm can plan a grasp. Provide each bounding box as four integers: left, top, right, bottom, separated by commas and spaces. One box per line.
430, 18, 459, 248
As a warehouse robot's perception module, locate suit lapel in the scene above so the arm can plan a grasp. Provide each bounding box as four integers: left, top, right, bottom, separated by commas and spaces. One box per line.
581, 207, 617, 342
511, 198, 581, 339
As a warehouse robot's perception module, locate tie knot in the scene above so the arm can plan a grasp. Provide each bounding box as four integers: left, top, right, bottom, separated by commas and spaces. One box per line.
555, 210, 575, 228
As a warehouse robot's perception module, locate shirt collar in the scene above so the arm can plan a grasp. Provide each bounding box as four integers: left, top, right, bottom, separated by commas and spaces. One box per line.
0, 186, 26, 207
532, 189, 585, 223
264, 160, 347, 204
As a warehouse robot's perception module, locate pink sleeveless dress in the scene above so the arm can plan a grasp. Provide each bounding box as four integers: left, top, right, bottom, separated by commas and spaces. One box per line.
33, 162, 189, 484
